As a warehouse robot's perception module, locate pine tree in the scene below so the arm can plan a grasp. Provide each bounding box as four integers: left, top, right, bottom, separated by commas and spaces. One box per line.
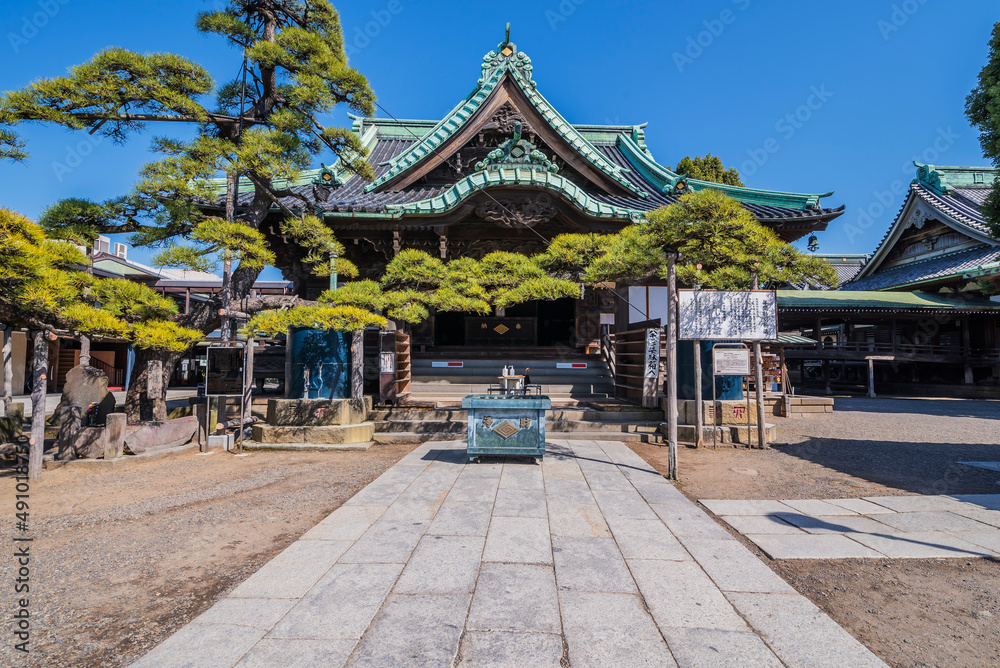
675, 155, 745, 187
0, 209, 201, 480
540, 190, 838, 289
1, 1, 375, 421
966, 20, 1000, 238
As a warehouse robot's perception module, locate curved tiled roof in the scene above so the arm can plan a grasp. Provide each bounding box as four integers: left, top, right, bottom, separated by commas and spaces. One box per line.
845, 245, 1000, 291
212, 41, 843, 232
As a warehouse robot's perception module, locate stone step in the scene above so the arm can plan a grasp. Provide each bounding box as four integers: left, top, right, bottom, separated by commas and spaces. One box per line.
370, 409, 664, 422
373, 419, 663, 435
371, 430, 665, 445
666, 422, 778, 445
252, 422, 375, 445
410, 383, 615, 395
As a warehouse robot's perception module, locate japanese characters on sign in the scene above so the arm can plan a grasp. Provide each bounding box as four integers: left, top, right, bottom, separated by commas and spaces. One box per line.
678, 290, 778, 340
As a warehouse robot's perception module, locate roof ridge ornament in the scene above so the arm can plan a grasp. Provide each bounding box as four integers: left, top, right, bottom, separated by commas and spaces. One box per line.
474, 121, 559, 173
914, 162, 955, 195
480, 23, 535, 88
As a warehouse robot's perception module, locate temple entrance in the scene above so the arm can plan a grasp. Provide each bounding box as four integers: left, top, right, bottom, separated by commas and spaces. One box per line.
432, 297, 577, 347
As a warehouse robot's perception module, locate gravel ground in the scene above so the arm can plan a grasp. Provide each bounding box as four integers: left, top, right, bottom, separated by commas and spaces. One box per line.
0, 444, 415, 668
630, 396, 1000, 668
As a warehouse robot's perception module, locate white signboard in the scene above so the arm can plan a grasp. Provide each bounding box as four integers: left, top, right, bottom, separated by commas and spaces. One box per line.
678, 290, 777, 341
713, 349, 750, 376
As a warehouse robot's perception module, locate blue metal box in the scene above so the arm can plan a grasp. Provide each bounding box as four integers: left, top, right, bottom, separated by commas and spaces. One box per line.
462, 394, 551, 461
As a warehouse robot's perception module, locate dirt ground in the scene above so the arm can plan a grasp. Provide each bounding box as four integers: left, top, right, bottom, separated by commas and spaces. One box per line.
0, 444, 415, 668
630, 396, 1000, 668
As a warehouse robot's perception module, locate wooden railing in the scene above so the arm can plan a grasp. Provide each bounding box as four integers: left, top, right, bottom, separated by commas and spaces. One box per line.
785, 342, 1000, 362
90, 357, 125, 388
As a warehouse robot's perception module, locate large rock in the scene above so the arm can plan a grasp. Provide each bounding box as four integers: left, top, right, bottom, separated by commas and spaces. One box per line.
124, 416, 198, 454
265, 398, 370, 427
51, 365, 115, 427
74, 427, 107, 459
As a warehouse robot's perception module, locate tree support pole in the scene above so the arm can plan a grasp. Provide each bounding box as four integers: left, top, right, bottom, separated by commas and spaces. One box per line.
666, 253, 678, 479
2, 325, 11, 417
751, 275, 766, 449
28, 330, 50, 481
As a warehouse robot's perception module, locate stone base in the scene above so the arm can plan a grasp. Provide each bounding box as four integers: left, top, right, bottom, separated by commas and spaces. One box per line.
662, 423, 777, 446
265, 397, 372, 427
252, 422, 375, 444
243, 441, 373, 452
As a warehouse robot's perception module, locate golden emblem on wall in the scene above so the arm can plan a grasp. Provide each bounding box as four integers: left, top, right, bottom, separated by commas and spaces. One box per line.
494, 324, 509, 335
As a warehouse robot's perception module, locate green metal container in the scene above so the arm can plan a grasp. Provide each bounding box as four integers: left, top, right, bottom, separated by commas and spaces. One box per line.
462, 394, 551, 462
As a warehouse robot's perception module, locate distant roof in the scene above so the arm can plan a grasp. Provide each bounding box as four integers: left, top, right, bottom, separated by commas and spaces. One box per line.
846, 163, 1000, 290
845, 245, 1000, 291
778, 289, 1000, 312
808, 254, 867, 284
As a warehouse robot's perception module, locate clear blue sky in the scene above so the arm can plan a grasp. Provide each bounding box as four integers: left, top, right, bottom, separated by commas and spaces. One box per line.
2, 0, 997, 281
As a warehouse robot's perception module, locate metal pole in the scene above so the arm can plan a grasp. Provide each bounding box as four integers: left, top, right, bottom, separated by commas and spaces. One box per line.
666, 253, 678, 480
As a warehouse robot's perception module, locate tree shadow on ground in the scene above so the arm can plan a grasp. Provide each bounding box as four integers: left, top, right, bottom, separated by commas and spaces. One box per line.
830, 397, 1000, 420
775, 436, 1000, 495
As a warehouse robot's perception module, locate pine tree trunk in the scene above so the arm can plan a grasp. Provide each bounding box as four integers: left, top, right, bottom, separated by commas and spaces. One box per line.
124, 347, 184, 423
28, 330, 48, 482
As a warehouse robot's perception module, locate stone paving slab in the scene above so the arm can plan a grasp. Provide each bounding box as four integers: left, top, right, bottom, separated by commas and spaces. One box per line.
456, 631, 563, 667
720, 514, 804, 535
710, 494, 1000, 559
560, 591, 676, 667
746, 533, 887, 559
134, 440, 887, 668
725, 592, 888, 668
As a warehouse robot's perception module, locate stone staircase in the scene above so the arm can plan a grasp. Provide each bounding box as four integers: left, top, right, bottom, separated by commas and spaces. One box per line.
372, 404, 665, 445
407, 354, 615, 404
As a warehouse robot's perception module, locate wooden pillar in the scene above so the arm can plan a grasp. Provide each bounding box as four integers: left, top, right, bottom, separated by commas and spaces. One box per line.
867, 358, 876, 398
243, 338, 255, 438
815, 317, 823, 350
890, 317, 898, 354
184, 288, 191, 314
823, 359, 832, 396
665, 253, 678, 479
693, 340, 703, 448
28, 330, 50, 482
962, 316, 974, 384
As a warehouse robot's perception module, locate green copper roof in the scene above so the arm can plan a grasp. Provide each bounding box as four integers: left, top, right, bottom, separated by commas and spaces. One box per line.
384, 167, 646, 221
913, 162, 999, 196
777, 290, 1000, 311
616, 133, 831, 210
363, 41, 647, 197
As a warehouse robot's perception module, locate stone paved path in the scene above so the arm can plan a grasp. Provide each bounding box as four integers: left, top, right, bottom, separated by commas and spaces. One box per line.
132, 441, 887, 667
702, 495, 1000, 560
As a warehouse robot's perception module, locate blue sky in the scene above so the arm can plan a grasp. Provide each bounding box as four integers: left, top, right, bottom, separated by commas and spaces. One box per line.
1, 0, 997, 282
